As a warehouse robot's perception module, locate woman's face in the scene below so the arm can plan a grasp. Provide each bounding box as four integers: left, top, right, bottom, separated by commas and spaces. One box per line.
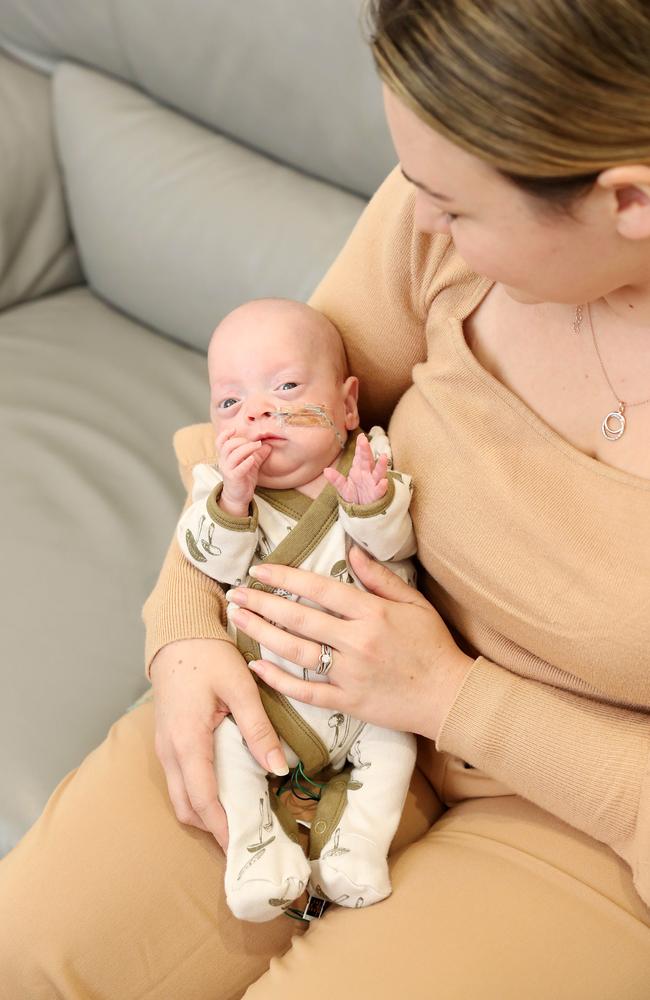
383, 85, 643, 306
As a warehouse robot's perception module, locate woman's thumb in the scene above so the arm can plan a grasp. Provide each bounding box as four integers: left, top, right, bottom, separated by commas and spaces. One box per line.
348, 545, 425, 605
231, 695, 289, 777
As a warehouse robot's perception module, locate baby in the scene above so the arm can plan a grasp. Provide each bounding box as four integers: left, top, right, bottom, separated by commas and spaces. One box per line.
177, 297, 417, 923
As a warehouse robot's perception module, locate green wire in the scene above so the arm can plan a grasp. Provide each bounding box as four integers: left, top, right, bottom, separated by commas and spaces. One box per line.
275, 761, 326, 802
295, 761, 327, 789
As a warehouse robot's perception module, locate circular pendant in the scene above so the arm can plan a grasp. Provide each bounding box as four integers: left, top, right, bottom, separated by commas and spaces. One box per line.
602, 410, 626, 441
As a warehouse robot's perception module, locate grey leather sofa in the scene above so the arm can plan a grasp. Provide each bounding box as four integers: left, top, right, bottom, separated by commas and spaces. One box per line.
0, 0, 396, 854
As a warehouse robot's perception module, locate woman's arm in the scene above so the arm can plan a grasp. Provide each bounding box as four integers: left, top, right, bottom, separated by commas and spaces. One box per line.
437, 656, 650, 907
143, 424, 289, 844
224, 551, 650, 908
143, 423, 230, 673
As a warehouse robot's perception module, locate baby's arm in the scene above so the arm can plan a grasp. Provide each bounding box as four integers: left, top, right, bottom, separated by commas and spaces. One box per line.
325, 429, 417, 563
177, 463, 261, 586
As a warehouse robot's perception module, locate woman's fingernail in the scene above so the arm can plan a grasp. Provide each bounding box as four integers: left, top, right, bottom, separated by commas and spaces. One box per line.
226, 588, 245, 605
231, 609, 248, 626
267, 748, 289, 776
249, 565, 270, 581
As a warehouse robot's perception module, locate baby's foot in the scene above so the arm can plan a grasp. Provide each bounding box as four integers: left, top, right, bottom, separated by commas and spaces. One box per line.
225, 835, 311, 923
309, 829, 391, 909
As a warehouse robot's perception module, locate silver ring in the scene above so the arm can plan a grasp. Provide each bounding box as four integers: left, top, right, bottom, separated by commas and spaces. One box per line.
316, 643, 333, 675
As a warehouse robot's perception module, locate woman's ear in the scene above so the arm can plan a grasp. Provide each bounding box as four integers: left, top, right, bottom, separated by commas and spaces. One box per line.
598, 165, 650, 240
341, 375, 360, 429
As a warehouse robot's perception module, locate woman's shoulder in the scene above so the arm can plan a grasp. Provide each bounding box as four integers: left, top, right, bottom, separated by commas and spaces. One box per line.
371, 166, 486, 314
173, 423, 216, 492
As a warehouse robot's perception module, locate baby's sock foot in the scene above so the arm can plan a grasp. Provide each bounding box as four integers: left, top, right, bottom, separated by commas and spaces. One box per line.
309, 829, 391, 909
225, 833, 311, 923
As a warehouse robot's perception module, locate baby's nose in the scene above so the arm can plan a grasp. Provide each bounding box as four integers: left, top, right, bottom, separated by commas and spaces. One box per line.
246, 399, 274, 421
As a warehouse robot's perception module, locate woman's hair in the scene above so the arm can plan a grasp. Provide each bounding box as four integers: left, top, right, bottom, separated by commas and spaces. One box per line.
366, 0, 650, 211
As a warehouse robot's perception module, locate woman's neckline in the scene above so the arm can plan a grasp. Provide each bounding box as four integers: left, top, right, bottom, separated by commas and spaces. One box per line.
449, 279, 650, 491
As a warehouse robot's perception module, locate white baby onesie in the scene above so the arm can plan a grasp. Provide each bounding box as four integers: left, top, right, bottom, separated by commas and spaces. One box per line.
178, 427, 418, 922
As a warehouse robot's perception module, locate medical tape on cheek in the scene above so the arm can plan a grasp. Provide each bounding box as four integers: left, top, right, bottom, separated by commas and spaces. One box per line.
271, 404, 345, 448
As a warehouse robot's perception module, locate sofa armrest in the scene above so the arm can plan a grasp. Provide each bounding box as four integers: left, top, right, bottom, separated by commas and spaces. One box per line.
0, 51, 82, 311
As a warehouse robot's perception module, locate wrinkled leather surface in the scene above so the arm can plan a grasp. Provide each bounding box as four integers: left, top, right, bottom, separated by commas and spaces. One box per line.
0, 288, 207, 851
0, 52, 81, 310
53, 62, 367, 353
0, 0, 395, 196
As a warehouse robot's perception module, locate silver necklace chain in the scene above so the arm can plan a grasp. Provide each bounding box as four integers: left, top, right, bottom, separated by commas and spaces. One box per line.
574, 303, 650, 441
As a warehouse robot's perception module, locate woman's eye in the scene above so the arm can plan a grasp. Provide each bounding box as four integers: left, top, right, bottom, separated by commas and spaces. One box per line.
219, 397, 239, 410
278, 382, 299, 391
445, 212, 459, 224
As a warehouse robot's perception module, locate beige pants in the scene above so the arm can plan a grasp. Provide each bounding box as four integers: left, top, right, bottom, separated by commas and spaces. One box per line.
1, 702, 649, 1000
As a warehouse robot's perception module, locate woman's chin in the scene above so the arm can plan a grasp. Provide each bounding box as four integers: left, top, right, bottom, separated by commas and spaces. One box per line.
501, 283, 544, 304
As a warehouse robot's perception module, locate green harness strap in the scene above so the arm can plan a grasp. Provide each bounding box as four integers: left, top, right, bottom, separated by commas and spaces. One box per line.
235, 429, 360, 777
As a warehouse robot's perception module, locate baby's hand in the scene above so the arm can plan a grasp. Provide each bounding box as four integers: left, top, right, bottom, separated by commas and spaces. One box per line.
216, 428, 271, 516
323, 433, 389, 505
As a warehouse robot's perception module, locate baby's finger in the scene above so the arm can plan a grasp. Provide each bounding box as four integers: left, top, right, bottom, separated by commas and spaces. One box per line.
323, 466, 349, 493
229, 454, 259, 479
252, 442, 272, 465
220, 434, 250, 459
354, 433, 375, 473
215, 427, 239, 455
372, 453, 389, 483
226, 440, 266, 469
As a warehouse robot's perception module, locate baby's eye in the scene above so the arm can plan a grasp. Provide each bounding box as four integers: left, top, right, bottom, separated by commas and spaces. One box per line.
278, 382, 299, 391
218, 397, 239, 410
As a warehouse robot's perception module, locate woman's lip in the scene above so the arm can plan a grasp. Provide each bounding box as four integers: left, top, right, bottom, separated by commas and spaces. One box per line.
256, 434, 285, 441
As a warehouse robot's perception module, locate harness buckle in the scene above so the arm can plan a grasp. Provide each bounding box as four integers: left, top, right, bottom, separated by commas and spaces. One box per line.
302, 895, 330, 921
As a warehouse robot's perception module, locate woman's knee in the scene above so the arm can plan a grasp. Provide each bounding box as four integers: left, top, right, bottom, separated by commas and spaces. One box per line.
0, 704, 302, 999
243, 797, 650, 1000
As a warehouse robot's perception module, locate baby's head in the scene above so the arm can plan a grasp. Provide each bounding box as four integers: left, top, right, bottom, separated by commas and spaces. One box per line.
208, 298, 359, 490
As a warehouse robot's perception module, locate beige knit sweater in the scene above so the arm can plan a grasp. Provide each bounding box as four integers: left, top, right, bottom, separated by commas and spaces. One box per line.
143, 167, 650, 908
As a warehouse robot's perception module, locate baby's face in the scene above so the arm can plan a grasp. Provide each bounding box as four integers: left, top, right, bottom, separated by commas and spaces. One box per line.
208, 301, 359, 490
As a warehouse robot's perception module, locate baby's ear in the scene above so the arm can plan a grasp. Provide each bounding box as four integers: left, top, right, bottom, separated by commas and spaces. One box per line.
342, 375, 360, 429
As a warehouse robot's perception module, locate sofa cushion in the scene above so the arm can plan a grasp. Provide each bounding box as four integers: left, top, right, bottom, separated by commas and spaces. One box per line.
0, 286, 207, 851
53, 62, 369, 353
0, 52, 81, 310
0, 0, 395, 197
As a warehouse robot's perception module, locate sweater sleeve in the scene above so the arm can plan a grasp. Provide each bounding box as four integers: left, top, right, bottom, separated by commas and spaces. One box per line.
308, 166, 449, 429
176, 465, 261, 586
142, 424, 235, 677
437, 656, 650, 908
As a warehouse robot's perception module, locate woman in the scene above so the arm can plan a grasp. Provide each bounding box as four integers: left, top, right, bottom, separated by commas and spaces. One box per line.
2, 1, 649, 997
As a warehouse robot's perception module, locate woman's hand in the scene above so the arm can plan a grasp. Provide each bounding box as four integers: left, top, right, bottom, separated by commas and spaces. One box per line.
226, 546, 474, 741
150, 637, 289, 850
